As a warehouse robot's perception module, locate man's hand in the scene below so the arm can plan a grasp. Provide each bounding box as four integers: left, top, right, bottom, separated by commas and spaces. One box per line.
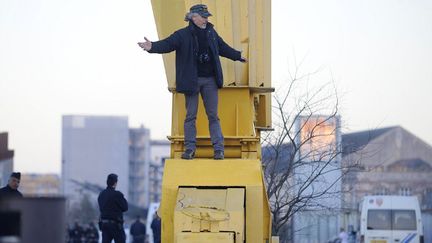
138, 37, 152, 51
239, 57, 248, 63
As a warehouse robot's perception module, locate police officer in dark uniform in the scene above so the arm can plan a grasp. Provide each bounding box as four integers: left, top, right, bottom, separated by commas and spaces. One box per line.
130, 215, 146, 243
0, 172, 23, 198
150, 213, 161, 243
97, 173, 128, 243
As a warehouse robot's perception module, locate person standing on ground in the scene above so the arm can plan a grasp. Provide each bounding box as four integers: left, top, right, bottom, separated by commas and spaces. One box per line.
97, 173, 128, 243
138, 4, 247, 160
130, 215, 146, 243
150, 213, 161, 243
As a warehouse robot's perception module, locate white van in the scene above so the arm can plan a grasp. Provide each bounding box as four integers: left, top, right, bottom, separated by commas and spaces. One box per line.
360, 196, 424, 243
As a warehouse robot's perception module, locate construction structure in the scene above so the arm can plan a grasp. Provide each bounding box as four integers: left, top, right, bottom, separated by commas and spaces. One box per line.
150, 0, 277, 242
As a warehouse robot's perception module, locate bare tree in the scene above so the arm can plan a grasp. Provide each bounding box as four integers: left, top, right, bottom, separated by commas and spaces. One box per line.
262, 60, 360, 241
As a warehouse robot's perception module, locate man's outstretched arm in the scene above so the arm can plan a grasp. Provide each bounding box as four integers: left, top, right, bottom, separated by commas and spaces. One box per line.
138, 32, 181, 54
138, 37, 152, 51
216, 33, 247, 62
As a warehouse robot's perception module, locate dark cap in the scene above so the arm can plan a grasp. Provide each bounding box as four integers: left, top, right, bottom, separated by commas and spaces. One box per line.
189, 4, 212, 18
10, 172, 21, 180
106, 173, 118, 186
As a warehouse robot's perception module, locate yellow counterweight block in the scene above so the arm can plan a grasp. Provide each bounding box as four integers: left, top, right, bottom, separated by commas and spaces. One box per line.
160, 159, 272, 243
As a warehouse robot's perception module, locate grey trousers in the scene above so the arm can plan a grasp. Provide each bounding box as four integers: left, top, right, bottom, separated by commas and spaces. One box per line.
184, 77, 224, 152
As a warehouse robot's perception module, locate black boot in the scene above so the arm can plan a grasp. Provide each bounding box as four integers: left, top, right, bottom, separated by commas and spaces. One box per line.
181, 149, 195, 160
214, 150, 224, 160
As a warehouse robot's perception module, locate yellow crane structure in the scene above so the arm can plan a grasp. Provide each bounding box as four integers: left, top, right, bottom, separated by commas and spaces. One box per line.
150, 0, 277, 242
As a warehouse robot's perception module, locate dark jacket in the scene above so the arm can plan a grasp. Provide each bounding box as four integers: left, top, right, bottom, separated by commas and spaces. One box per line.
0, 185, 23, 198
148, 22, 242, 95
97, 187, 128, 222
150, 217, 161, 243
130, 220, 146, 242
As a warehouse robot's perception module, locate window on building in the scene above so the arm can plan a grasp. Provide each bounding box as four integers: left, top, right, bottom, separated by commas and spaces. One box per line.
399, 187, 411, 196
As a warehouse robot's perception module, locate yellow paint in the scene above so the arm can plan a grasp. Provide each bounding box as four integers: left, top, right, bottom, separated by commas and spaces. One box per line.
174, 187, 245, 240
177, 232, 235, 243
149, 0, 278, 242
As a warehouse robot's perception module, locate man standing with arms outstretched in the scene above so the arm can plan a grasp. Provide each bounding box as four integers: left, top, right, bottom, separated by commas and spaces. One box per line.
138, 4, 246, 160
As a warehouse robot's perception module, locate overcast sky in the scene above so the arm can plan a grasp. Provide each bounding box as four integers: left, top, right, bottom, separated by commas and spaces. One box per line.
1, 0, 431, 174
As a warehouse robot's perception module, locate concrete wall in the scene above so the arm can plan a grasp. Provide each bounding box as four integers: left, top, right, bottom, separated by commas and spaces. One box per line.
0, 197, 66, 243
129, 126, 151, 208
423, 212, 432, 243
149, 140, 170, 203
292, 116, 343, 243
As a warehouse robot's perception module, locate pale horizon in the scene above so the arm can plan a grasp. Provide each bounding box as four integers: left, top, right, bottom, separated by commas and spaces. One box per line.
1, 0, 431, 174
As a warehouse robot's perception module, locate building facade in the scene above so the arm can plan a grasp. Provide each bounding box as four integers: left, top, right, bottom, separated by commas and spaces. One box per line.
262, 116, 342, 243
292, 116, 342, 243
0, 132, 14, 187
61, 115, 129, 207
149, 139, 170, 203
342, 126, 432, 242
129, 125, 151, 208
